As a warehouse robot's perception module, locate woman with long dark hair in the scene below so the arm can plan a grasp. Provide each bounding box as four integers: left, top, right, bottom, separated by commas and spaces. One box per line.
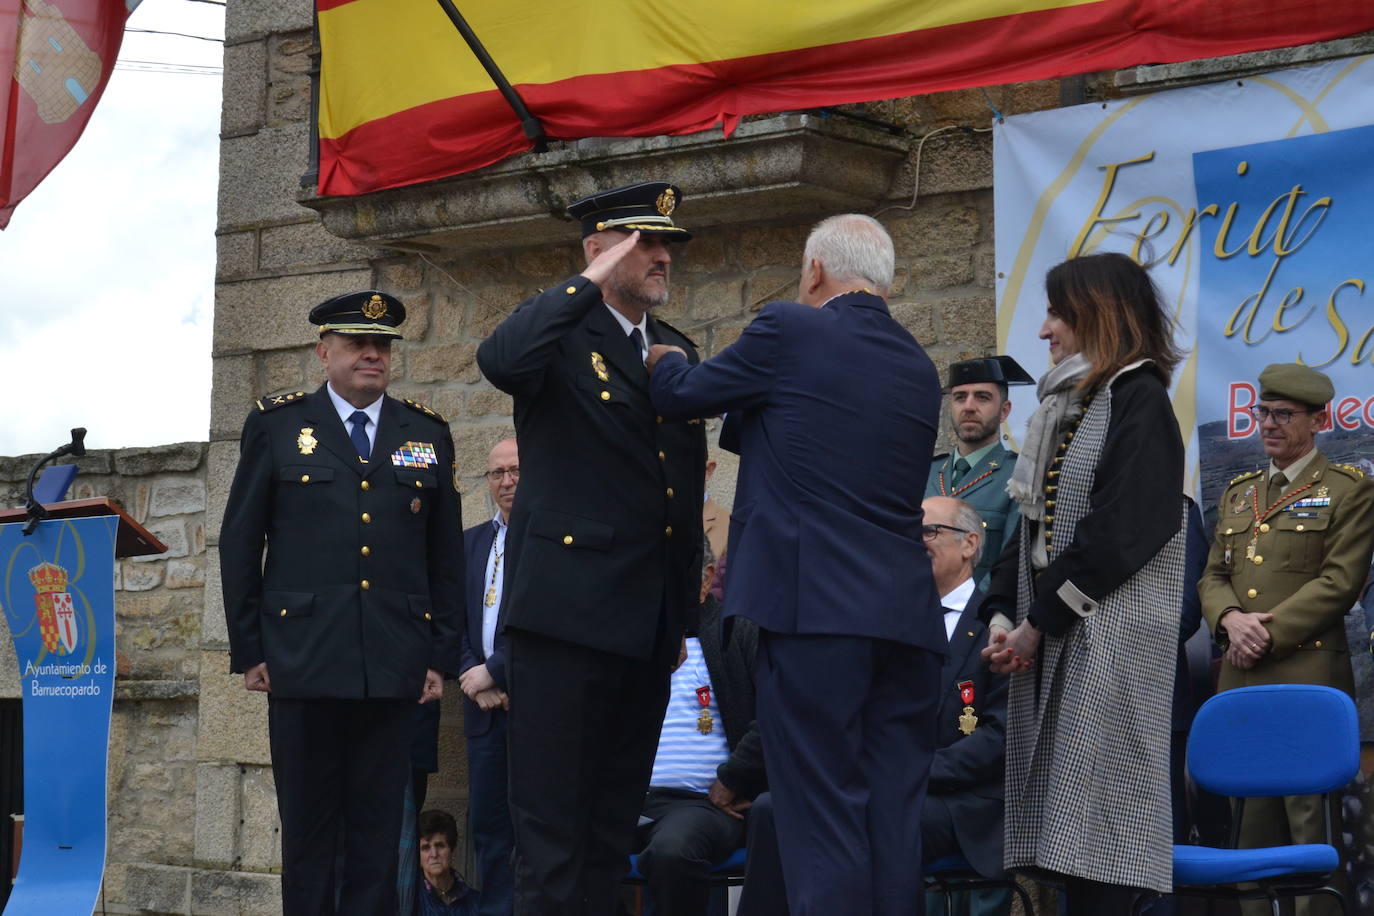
982, 252, 1188, 912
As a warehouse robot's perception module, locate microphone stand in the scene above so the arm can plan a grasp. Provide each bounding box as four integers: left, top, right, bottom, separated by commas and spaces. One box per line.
23, 428, 87, 536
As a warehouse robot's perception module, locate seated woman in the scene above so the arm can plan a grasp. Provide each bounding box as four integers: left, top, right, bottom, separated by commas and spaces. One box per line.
417, 809, 479, 916
982, 252, 1187, 913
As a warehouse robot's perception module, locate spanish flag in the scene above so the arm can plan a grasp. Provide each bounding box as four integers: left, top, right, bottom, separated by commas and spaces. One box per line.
316, 0, 1374, 197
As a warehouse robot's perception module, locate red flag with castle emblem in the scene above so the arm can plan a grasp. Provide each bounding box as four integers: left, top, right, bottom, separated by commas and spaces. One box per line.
0, 0, 137, 228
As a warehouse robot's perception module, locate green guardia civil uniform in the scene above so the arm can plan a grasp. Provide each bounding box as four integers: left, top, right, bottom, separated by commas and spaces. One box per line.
925, 442, 1019, 588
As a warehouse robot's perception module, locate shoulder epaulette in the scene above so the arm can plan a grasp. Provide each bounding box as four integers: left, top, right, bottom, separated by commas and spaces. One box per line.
402, 398, 447, 423
932, 452, 950, 461
256, 391, 307, 412
1330, 463, 1365, 480
653, 317, 700, 350
1228, 468, 1263, 486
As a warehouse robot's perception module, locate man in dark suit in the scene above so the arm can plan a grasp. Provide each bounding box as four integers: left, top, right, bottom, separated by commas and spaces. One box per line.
647, 213, 946, 915
458, 437, 518, 916
735, 496, 1009, 916
219, 290, 464, 915
475, 181, 707, 915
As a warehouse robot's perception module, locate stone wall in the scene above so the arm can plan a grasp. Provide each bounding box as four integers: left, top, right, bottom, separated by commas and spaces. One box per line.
0, 444, 208, 913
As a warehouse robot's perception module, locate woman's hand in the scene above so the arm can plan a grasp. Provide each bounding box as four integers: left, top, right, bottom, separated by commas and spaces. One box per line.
982, 621, 1041, 674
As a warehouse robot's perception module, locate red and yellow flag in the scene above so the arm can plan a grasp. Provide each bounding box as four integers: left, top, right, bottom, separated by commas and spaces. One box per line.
1, 0, 133, 228
317, 0, 1374, 197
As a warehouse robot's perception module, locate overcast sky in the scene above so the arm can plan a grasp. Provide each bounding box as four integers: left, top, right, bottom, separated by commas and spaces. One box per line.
0, 0, 222, 458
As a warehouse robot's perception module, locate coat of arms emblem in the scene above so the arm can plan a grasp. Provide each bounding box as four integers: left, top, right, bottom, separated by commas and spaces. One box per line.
30, 561, 77, 655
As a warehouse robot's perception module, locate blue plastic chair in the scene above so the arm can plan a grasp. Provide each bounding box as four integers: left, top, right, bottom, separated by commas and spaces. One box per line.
1131, 683, 1358, 915
923, 853, 1034, 914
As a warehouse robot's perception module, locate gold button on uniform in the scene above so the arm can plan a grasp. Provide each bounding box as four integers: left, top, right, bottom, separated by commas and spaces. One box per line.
1315, 640, 1323, 648
600, 391, 611, 401
300, 474, 310, 483
424, 612, 433, 621
658, 451, 666, 462
362, 512, 372, 523
280, 608, 288, 617
563, 535, 574, 545
1247, 588, 1258, 598
361, 579, 370, 590
1259, 523, 1270, 533
361, 480, 370, 491
1296, 524, 1305, 532
664, 526, 673, 537
361, 546, 371, 557
414, 480, 423, 488
566, 286, 577, 294
666, 488, 674, 499
656, 416, 664, 424
1253, 555, 1263, 565
1224, 527, 1233, 535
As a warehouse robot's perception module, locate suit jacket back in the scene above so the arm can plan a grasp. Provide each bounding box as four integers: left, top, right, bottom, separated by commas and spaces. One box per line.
651, 292, 944, 651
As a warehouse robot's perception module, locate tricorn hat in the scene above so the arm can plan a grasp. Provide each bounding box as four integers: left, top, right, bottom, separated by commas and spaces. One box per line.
945, 355, 1034, 391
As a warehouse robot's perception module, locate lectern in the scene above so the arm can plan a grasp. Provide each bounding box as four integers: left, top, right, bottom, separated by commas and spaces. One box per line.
0, 497, 165, 914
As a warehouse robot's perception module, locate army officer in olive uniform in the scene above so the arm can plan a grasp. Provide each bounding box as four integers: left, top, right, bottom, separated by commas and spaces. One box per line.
220, 291, 464, 916
925, 355, 1033, 586
476, 181, 707, 915
1200, 362, 1374, 915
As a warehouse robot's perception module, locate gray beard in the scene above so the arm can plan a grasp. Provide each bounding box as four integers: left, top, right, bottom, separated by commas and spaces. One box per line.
608, 276, 669, 312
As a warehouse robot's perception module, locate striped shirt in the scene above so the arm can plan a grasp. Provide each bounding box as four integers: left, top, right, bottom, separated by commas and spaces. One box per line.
649, 637, 729, 794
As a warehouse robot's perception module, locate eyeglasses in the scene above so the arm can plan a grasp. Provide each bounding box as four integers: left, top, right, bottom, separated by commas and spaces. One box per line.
485, 466, 520, 482
922, 523, 968, 542
1249, 406, 1316, 426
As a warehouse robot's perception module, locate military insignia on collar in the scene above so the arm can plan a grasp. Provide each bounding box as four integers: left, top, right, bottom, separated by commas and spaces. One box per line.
256, 390, 306, 412
392, 441, 437, 467
297, 427, 318, 455
591, 351, 609, 382
361, 294, 387, 320
1231, 485, 1254, 516
1317, 485, 1329, 498
655, 188, 676, 217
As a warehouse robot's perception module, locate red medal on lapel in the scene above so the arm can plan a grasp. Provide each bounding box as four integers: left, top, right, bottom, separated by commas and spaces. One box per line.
958, 680, 975, 707
696, 685, 711, 707
696, 685, 714, 735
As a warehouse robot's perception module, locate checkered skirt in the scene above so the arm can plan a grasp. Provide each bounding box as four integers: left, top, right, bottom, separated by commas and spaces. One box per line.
1004, 382, 1186, 892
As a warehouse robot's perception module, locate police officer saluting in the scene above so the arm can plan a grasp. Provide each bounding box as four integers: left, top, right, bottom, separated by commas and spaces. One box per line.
220, 291, 464, 915
477, 181, 706, 915
925, 355, 1032, 586
1200, 362, 1374, 914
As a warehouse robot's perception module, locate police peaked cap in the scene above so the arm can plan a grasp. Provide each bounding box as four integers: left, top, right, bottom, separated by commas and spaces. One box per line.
309, 290, 407, 339
567, 181, 692, 241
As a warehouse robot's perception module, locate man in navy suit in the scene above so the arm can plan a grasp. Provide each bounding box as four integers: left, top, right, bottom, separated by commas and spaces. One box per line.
736, 496, 1009, 916
458, 437, 518, 916
647, 214, 946, 915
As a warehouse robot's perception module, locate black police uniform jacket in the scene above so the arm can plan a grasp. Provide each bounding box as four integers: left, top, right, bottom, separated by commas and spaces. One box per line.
477, 277, 707, 659
219, 386, 465, 699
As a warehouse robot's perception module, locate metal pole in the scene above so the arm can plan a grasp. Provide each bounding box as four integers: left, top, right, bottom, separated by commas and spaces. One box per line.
434, 0, 549, 153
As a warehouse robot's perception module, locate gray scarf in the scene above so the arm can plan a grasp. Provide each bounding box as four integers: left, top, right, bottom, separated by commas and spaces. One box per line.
1007, 352, 1090, 521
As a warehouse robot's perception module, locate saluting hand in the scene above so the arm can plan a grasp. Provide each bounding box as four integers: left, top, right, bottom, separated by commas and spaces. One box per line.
580, 230, 642, 287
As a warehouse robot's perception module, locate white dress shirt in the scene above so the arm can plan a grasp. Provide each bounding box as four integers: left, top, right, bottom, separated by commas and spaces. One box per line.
940, 576, 976, 642
326, 383, 383, 452
482, 512, 508, 659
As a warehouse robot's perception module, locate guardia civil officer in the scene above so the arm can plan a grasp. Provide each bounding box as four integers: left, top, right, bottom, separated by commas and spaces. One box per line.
220, 291, 464, 916
476, 182, 707, 915
925, 355, 1033, 586
1200, 362, 1374, 916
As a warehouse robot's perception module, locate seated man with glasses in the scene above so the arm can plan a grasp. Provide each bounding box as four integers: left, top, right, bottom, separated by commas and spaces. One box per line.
1200, 363, 1374, 912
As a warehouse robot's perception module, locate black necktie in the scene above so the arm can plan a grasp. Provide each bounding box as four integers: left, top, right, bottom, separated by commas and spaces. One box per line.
628, 327, 646, 363
348, 410, 371, 460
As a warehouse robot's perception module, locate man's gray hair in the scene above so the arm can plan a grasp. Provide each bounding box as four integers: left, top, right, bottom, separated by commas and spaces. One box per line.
803, 214, 895, 295
952, 500, 985, 568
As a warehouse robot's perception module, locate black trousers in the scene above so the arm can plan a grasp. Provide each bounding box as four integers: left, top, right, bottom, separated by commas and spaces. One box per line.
268, 696, 415, 916
636, 787, 745, 916
508, 628, 675, 916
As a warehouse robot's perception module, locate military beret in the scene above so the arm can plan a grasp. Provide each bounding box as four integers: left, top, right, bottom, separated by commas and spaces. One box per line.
1257, 362, 1333, 408
946, 355, 1034, 391
567, 181, 692, 241
309, 290, 406, 339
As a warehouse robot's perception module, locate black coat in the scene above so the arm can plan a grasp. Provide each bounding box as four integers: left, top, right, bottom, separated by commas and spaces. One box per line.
458, 518, 509, 738
219, 386, 465, 699
929, 589, 1009, 878
696, 595, 766, 800
476, 279, 707, 659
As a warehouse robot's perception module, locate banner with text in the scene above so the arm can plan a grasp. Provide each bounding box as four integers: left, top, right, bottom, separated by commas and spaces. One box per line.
0, 514, 117, 914
993, 55, 1374, 514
